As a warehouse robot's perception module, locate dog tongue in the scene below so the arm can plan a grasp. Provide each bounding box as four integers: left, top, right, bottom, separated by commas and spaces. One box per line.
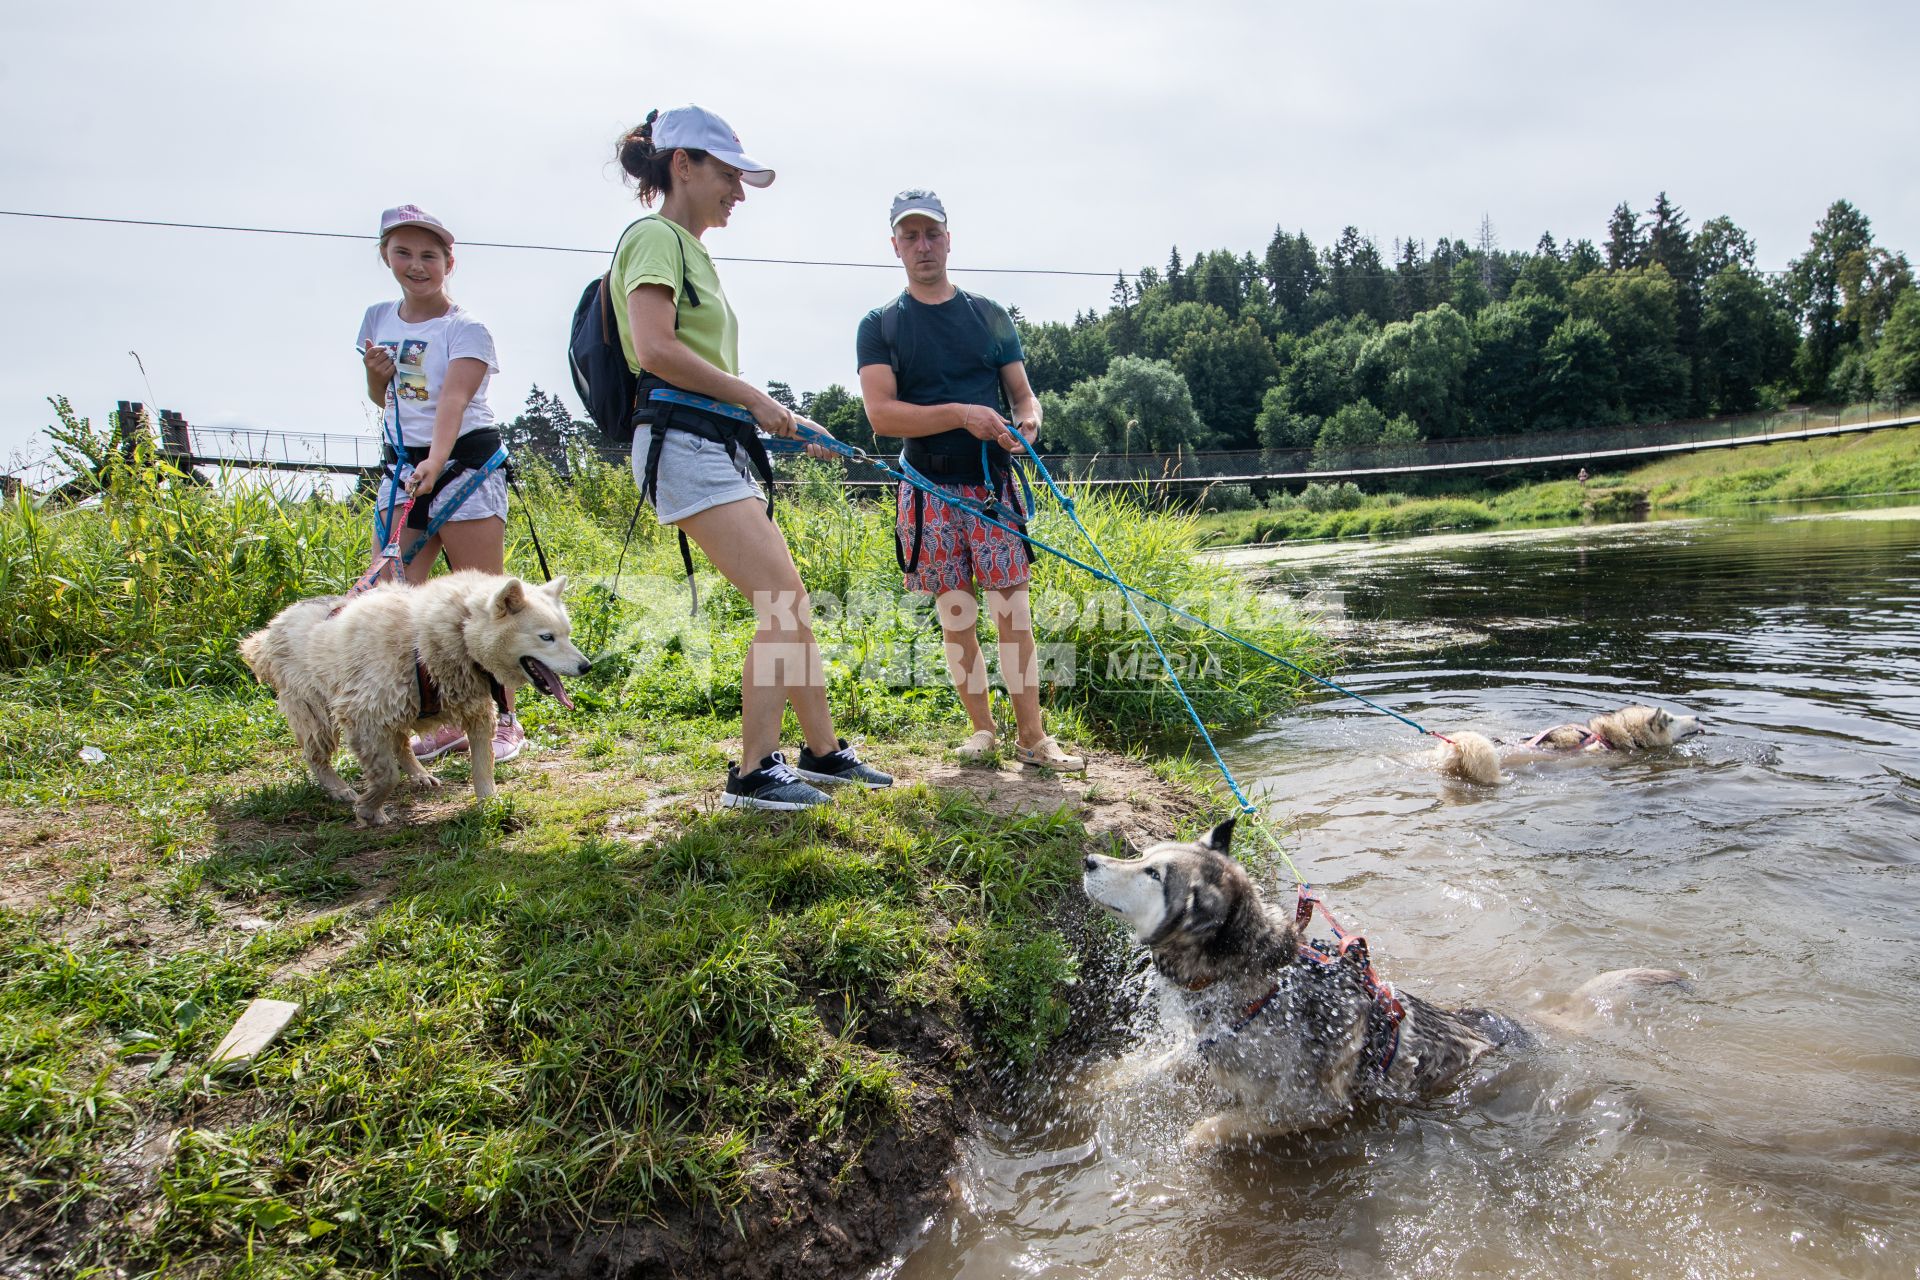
526, 658, 575, 710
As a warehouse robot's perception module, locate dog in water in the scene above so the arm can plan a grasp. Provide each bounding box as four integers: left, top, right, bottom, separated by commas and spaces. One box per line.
1434, 705, 1703, 786
1082, 819, 1684, 1148
239, 572, 588, 825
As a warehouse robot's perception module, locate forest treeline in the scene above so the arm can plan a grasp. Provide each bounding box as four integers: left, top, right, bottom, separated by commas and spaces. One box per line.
500, 195, 1919, 467
1019, 195, 1918, 460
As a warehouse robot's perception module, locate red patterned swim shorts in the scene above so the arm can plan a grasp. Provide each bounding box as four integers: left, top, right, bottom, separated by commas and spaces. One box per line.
896, 477, 1032, 596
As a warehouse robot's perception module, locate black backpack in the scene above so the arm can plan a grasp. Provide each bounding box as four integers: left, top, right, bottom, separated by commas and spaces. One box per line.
568, 218, 696, 444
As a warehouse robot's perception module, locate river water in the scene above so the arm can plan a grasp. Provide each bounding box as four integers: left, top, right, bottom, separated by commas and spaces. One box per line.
873, 511, 1920, 1280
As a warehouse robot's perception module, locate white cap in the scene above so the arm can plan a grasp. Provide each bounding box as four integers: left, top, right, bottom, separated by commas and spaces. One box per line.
653, 105, 774, 188
378, 204, 453, 246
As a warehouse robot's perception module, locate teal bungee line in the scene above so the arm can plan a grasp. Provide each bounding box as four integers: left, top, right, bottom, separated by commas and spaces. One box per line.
891, 432, 1317, 885
740, 404, 1446, 741
647, 387, 1444, 875
651, 388, 1443, 735
898, 443, 1264, 819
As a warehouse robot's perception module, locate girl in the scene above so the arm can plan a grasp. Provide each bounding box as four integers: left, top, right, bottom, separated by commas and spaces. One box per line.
612, 105, 890, 809
356, 203, 524, 763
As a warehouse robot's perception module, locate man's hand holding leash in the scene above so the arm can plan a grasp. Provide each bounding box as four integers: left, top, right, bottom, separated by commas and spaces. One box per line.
960, 403, 1022, 453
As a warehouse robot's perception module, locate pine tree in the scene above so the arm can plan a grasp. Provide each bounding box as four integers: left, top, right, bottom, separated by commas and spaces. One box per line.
1606, 202, 1645, 270
1165, 247, 1190, 302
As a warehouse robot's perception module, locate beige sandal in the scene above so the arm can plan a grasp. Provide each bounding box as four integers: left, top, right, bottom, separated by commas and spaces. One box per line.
1015, 735, 1086, 772
954, 729, 997, 762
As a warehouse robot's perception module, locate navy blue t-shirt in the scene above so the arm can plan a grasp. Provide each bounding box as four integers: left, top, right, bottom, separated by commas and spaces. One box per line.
856, 290, 1024, 456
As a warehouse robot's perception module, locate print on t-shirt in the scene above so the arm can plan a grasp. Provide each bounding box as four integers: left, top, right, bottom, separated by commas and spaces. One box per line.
396, 339, 431, 404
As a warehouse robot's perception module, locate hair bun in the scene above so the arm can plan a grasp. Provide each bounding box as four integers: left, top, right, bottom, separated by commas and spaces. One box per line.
616, 113, 660, 181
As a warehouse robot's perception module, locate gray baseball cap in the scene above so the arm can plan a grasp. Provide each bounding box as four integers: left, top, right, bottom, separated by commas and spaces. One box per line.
889, 189, 947, 227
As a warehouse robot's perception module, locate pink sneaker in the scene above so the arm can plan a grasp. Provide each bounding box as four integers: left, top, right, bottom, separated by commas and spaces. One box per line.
411, 721, 469, 762
491, 714, 526, 764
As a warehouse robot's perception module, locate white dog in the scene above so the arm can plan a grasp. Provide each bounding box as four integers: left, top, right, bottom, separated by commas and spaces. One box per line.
240, 572, 588, 825
1435, 705, 1703, 787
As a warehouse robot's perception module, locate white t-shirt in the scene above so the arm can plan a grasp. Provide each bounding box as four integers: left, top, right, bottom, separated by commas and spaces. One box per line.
355, 301, 500, 448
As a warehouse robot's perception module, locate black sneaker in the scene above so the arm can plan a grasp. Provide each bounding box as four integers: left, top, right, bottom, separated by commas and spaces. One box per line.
792, 737, 894, 788
723, 751, 832, 811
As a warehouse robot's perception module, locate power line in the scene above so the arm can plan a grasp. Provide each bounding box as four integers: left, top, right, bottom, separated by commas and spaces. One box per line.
0, 208, 1798, 281
0, 209, 1130, 279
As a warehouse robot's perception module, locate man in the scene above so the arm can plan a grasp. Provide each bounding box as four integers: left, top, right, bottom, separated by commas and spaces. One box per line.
857, 190, 1084, 770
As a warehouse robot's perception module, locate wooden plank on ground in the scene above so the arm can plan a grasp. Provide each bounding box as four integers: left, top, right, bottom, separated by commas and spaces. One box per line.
206, 998, 301, 1071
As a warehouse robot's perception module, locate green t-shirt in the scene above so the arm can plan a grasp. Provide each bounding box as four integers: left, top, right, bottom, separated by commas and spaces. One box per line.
611, 215, 739, 378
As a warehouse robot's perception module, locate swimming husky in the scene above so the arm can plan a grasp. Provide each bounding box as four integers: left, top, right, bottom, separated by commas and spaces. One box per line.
239, 572, 588, 825
1082, 819, 1682, 1148
1434, 705, 1703, 786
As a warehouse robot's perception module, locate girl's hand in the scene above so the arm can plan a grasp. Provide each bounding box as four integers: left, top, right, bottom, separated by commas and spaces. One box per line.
361, 342, 396, 381
407, 456, 446, 497
747, 388, 798, 439
795, 416, 840, 461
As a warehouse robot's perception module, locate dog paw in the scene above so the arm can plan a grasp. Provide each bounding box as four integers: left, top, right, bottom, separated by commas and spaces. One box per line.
352, 807, 391, 828
322, 783, 356, 804
1182, 1114, 1242, 1154
412, 773, 444, 790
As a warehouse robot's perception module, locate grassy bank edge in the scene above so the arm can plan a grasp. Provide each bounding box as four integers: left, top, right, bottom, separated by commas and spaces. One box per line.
0, 468, 1302, 1278
1187, 422, 1920, 547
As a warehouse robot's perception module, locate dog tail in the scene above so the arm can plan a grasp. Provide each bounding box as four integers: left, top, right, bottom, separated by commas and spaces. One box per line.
1436, 731, 1503, 786
238, 629, 275, 687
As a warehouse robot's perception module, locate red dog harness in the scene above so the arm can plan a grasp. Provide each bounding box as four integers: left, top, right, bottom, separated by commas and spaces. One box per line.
1192, 888, 1407, 1074
1523, 723, 1607, 750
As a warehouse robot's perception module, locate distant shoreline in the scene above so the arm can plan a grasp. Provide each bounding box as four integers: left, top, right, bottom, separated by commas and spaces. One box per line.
1206, 501, 1920, 567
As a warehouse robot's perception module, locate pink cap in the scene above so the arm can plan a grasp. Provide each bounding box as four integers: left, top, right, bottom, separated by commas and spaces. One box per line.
378, 204, 453, 246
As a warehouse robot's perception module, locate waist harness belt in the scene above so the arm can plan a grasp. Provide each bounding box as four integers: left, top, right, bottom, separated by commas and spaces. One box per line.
380, 427, 510, 535
634, 382, 777, 613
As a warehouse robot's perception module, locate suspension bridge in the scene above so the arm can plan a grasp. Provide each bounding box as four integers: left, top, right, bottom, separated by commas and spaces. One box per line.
7, 399, 1915, 498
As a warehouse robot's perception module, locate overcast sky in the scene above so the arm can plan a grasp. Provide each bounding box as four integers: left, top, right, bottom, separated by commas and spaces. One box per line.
3, 0, 1915, 470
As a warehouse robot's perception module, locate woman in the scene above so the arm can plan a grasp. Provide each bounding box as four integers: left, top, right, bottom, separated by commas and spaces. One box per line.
356, 203, 524, 763
612, 105, 890, 810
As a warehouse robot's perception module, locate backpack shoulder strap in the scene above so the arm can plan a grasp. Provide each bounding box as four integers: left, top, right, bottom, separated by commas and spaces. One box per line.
611, 217, 699, 331
879, 291, 908, 376
956, 290, 1015, 415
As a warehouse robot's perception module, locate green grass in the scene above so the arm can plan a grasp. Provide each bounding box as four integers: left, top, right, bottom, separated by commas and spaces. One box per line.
0, 447, 1298, 1276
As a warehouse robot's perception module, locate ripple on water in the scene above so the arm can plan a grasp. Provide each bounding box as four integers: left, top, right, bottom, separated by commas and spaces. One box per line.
874, 515, 1920, 1280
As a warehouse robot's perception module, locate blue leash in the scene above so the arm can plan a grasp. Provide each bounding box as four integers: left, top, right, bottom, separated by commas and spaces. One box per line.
653, 391, 1445, 735
373, 446, 510, 563
654, 389, 1447, 883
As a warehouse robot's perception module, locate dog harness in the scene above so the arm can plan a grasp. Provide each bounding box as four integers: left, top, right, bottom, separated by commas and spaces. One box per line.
1523, 723, 1607, 750
1193, 887, 1407, 1078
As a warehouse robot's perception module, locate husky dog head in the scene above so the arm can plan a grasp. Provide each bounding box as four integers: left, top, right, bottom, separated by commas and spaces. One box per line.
1590, 705, 1700, 749
471, 576, 591, 708
1083, 819, 1293, 989
1432, 731, 1502, 786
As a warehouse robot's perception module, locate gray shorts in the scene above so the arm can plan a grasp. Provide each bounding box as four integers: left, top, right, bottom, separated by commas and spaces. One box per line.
374, 465, 508, 534
630, 425, 766, 525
